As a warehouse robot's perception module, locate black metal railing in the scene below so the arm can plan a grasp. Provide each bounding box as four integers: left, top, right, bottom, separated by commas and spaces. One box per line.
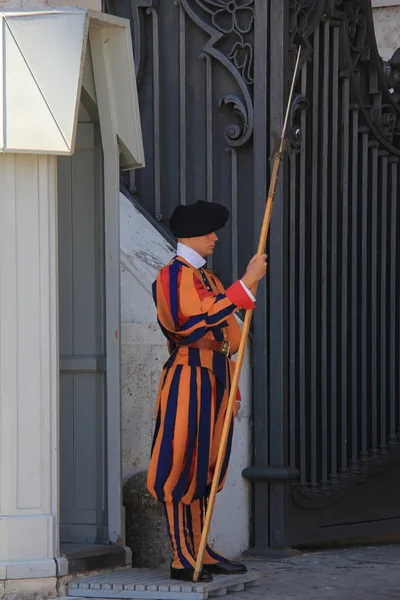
287, 0, 400, 489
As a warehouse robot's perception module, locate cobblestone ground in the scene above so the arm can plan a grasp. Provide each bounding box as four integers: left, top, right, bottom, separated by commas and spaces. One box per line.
238, 545, 400, 600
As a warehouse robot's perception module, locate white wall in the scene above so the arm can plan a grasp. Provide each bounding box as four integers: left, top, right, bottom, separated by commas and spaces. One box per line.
120, 196, 174, 481
372, 0, 400, 7
0, 0, 101, 8
372, 3, 400, 61
50, 0, 101, 8
120, 193, 252, 558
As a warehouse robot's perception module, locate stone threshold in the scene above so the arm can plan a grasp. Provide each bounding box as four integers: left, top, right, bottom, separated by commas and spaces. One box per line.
64, 567, 262, 599
61, 544, 132, 575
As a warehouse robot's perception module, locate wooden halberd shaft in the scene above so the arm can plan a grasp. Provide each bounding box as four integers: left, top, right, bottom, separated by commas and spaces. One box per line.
193, 46, 302, 583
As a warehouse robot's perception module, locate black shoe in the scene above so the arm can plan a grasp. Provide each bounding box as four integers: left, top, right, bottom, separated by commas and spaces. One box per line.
170, 566, 213, 582
204, 560, 247, 575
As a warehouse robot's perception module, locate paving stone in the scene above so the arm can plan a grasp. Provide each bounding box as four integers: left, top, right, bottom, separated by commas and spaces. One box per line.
236, 545, 400, 600
66, 545, 400, 600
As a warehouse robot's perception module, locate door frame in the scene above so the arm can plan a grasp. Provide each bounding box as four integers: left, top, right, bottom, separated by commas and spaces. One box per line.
58, 121, 109, 545
90, 26, 124, 545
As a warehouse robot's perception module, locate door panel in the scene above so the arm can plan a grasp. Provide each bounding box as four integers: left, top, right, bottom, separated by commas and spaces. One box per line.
58, 122, 107, 544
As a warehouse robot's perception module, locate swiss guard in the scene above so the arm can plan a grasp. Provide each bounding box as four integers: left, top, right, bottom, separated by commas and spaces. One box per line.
147, 200, 267, 582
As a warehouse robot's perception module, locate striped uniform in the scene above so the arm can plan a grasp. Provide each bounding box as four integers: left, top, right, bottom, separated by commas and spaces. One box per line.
147, 256, 255, 569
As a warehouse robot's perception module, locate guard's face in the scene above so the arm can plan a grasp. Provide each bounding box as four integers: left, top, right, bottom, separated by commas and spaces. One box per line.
188, 232, 218, 257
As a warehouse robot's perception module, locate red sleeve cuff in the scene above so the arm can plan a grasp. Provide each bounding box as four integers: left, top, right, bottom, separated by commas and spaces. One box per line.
226, 280, 256, 310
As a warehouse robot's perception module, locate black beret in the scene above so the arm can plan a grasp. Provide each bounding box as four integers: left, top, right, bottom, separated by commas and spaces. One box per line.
169, 200, 229, 238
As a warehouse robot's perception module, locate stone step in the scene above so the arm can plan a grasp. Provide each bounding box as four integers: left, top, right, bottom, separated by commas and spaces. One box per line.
61, 544, 132, 575
65, 567, 262, 599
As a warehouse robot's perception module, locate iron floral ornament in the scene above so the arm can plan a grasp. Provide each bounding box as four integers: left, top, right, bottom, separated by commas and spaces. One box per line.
182, 0, 255, 146
211, 0, 254, 35
193, 0, 254, 85
228, 40, 253, 86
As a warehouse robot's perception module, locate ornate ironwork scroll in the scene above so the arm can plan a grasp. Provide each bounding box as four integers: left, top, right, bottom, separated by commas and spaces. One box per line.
180, 0, 254, 147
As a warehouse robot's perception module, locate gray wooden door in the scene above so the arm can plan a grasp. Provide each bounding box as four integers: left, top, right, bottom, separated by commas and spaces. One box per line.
58, 122, 107, 544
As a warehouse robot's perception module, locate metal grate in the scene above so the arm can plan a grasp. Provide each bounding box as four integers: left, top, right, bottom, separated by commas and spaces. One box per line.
66, 568, 262, 599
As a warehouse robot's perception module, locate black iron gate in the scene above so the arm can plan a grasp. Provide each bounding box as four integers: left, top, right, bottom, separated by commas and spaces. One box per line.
107, 0, 400, 550
263, 0, 400, 549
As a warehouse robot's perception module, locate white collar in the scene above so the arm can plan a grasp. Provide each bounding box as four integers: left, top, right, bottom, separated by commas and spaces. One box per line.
176, 242, 206, 269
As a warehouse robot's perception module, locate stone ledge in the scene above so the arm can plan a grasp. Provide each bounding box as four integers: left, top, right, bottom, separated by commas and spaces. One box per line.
0, 576, 57, 600
62, 546, 131, 575
0, 560, 57, 581
49, 0, 101, 8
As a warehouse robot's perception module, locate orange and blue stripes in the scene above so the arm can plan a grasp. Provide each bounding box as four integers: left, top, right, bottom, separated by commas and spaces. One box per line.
164, 499, 228, 569
152, 258, 255, 349
148, 256, 255, 567
147, 362, 233, 504
147, 257, 256, 505
186, 498, 228, 564
164, 502, 196, 569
